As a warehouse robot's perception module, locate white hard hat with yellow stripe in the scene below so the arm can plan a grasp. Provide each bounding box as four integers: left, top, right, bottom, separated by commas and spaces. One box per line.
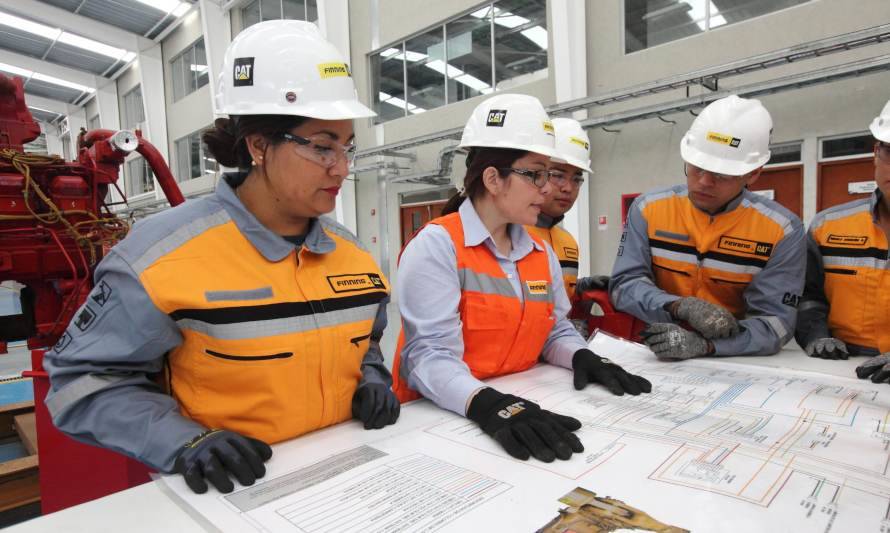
551, 118, 592, 174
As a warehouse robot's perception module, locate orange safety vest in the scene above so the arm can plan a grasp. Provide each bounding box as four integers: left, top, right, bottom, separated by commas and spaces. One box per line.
392, 212, 556, 403
526, 224, 579, 299
810, 200, 890, 352
142, 219, 388, 444
642, 192, 789, 318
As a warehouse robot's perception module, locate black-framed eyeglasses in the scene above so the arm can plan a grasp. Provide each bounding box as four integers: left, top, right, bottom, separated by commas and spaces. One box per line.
497, 167, 560, 188
277, 132, 357, 168
548, 170, 585, 189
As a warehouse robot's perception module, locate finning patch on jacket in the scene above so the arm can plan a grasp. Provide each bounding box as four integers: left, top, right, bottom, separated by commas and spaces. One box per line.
327, 273, 386, 293
717, 235, 773, 257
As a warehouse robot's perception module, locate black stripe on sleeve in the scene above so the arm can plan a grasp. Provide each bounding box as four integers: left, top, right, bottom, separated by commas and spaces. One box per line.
819, 246, 888, 260
170, 290, 387, 324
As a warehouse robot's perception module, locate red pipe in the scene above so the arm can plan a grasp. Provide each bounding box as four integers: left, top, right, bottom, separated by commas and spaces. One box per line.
136, 139, 185, 207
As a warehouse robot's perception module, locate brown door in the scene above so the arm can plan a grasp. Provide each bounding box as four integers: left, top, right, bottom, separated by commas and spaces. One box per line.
400, 201, 446, 247
817, 157, 876, 211
749, 165, 803, 218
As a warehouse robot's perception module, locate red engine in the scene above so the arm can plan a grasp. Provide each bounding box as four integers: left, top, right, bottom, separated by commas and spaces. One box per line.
0, 73, 184, 353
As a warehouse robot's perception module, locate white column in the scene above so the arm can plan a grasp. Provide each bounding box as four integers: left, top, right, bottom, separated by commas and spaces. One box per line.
319, 0, 358, 233
94, 81, 121, 131
64, 106, 87, 160
44, 129, 62, 158
550, 0, 591, 276
200, 0, 231, 116
801, 136, 818, 225
136, 44, 170, 200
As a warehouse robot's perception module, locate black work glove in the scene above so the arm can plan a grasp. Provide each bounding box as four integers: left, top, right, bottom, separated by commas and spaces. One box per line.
805, 337, 849, 360
352, 383, 400, 429
572, 349, 652, 395
575, 275, 610, 295
671, 297, 740, 339
856, 354, 890, 383
640, 323, 711, 360
174, 429, 273, 494
466, 388, 584, 463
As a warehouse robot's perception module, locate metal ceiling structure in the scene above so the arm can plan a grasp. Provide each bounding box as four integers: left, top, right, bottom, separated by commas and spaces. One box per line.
42, 0, 191, 39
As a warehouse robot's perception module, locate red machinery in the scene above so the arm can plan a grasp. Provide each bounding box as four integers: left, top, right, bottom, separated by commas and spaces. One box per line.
0, 73, 185, 513
570, 289, 646, 342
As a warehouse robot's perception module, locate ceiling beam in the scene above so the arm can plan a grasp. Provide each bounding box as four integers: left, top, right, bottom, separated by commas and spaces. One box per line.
0, 48, 99, 89
0, 0, 154, 52
21, 93, 69, 115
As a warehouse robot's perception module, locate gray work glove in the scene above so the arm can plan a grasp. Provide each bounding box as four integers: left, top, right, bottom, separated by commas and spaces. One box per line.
575, 275, 610, 295
672, 297, 739, 339
804, 337, 849, 360
640, 323, 711, 360
351, 383, 400, 430
856, 354, 890, 383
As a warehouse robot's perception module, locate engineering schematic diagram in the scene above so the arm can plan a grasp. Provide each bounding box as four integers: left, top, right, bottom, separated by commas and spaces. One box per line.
427, 354, 890, 532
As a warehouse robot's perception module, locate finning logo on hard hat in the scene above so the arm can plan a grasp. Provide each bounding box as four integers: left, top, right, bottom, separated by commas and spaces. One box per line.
233, 57, 254, 87
486, 110, 507, 127
317, 62, 350, 79
706, 131, 741, 148
569, 136, 589, 150
542, 120, 554, 135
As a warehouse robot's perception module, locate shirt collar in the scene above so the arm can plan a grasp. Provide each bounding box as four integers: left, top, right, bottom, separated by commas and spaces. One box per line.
216, 173, 336, 262
871, 189, 884, 222
536, 212, 564, 229
458, 198, 544, 257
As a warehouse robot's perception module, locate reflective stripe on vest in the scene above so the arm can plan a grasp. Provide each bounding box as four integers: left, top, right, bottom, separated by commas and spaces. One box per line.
140, 219, 389, 444
393, 213, 555, 403
811, 205, 890, 352
643, 194, 786, 318
526, 224, 579, 299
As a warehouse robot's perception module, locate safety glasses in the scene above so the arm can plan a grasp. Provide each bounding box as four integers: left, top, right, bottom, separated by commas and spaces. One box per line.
684, 163, 741, 183
548, 170, 585, 189
277, 132, 357, 168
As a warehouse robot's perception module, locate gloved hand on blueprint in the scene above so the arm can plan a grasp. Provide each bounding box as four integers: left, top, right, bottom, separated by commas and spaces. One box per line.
855, 354, 890, 383
467, 387, 584, 463
640, 323, 712, 360
352, 383, 401, 429
571, 349, 652, 395
174, 429, 273, 494
669, 297, 739, 339
804, 337, 849, 360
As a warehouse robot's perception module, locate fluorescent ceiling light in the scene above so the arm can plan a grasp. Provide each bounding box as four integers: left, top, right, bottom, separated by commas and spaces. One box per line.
190, 64, 208, 73
425, 60, 492, 94
134, 0, 191, 18
27, 105, 57, 114
0, 62, 33, 78
474, 7, 547, 50
0, 63, 95, 94
0, 10, 135, 62
379, 92, 425, 114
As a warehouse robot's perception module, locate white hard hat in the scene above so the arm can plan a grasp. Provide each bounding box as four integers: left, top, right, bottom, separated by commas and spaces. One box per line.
869, 99, 890, 142
459, 93, 557, 158
680, 95, 772, 176
551, 118, 592, 174
215, 20, 374, 119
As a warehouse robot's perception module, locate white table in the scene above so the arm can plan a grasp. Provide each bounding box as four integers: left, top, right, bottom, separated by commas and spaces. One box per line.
7, 347, 875, 532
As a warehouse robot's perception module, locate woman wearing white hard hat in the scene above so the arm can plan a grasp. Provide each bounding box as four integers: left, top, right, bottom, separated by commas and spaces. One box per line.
390, 94, 651, 464
45, 20, 398, 495
797, 98, 890, 382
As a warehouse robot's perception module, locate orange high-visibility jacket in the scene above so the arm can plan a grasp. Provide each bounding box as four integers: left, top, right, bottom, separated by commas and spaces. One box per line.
527, 222, 579, 299
797, 192, 890, 353
392, 212, 556, 403
610, 185, 804, 356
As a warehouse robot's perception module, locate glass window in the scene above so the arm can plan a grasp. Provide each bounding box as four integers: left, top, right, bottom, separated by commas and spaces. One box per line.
171, 39, 208, 102
767, 142, 801, 165
625, 0, 810, 53
405, 28, 445, 114
446, 7, 493, 103
194, 40, 209, 90
176, 128, 219, 181
122, 86, 144, 130
493, 0, 548, 87
261, 0, 281, 20
242, 0, 260, 28
821, 134, 875, 160
371, 45, 408, 122
127, 156, 154, 195
172, 54, 185, 101
306, 0, 318, 22
283, 0, 305, 20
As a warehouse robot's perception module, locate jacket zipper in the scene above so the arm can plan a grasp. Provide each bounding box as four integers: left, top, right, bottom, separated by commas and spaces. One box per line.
350, 333, 372, 346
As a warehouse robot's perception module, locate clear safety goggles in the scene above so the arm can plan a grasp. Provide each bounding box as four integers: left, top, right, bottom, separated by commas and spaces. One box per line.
684, 163, 742, 183
278, 132, 357, 168
548, 170, 585, 189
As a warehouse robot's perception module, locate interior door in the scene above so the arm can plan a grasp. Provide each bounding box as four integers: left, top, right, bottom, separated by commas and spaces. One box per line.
749, 164, 803, 218
818, 157, 876, 212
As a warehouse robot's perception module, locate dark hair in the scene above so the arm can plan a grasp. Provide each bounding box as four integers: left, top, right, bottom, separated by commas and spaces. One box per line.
202, 115, 309, 171
441, 147, 528, 215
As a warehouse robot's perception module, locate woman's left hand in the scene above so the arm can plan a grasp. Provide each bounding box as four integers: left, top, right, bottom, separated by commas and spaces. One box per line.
352, 383, 401, 429
571, 349, 652, 395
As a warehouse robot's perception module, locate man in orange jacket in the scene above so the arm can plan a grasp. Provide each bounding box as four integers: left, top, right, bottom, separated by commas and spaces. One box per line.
796, 99, 890, 383
610, 95, 805, 359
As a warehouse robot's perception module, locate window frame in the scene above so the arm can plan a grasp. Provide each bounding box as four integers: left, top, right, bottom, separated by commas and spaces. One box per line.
818, 131, 876, 162
240, 0, 318, 31
121, 85, 145, 131
170, 37, 210, 102
175, 127, 219, 182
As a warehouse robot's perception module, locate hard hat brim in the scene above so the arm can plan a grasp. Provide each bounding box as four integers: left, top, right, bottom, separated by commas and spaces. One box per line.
870, 119, 890, 143
550, 155, 593, 174
680, 141, 769, 177
458, 139, 559, 159
221, 99, 376, 120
